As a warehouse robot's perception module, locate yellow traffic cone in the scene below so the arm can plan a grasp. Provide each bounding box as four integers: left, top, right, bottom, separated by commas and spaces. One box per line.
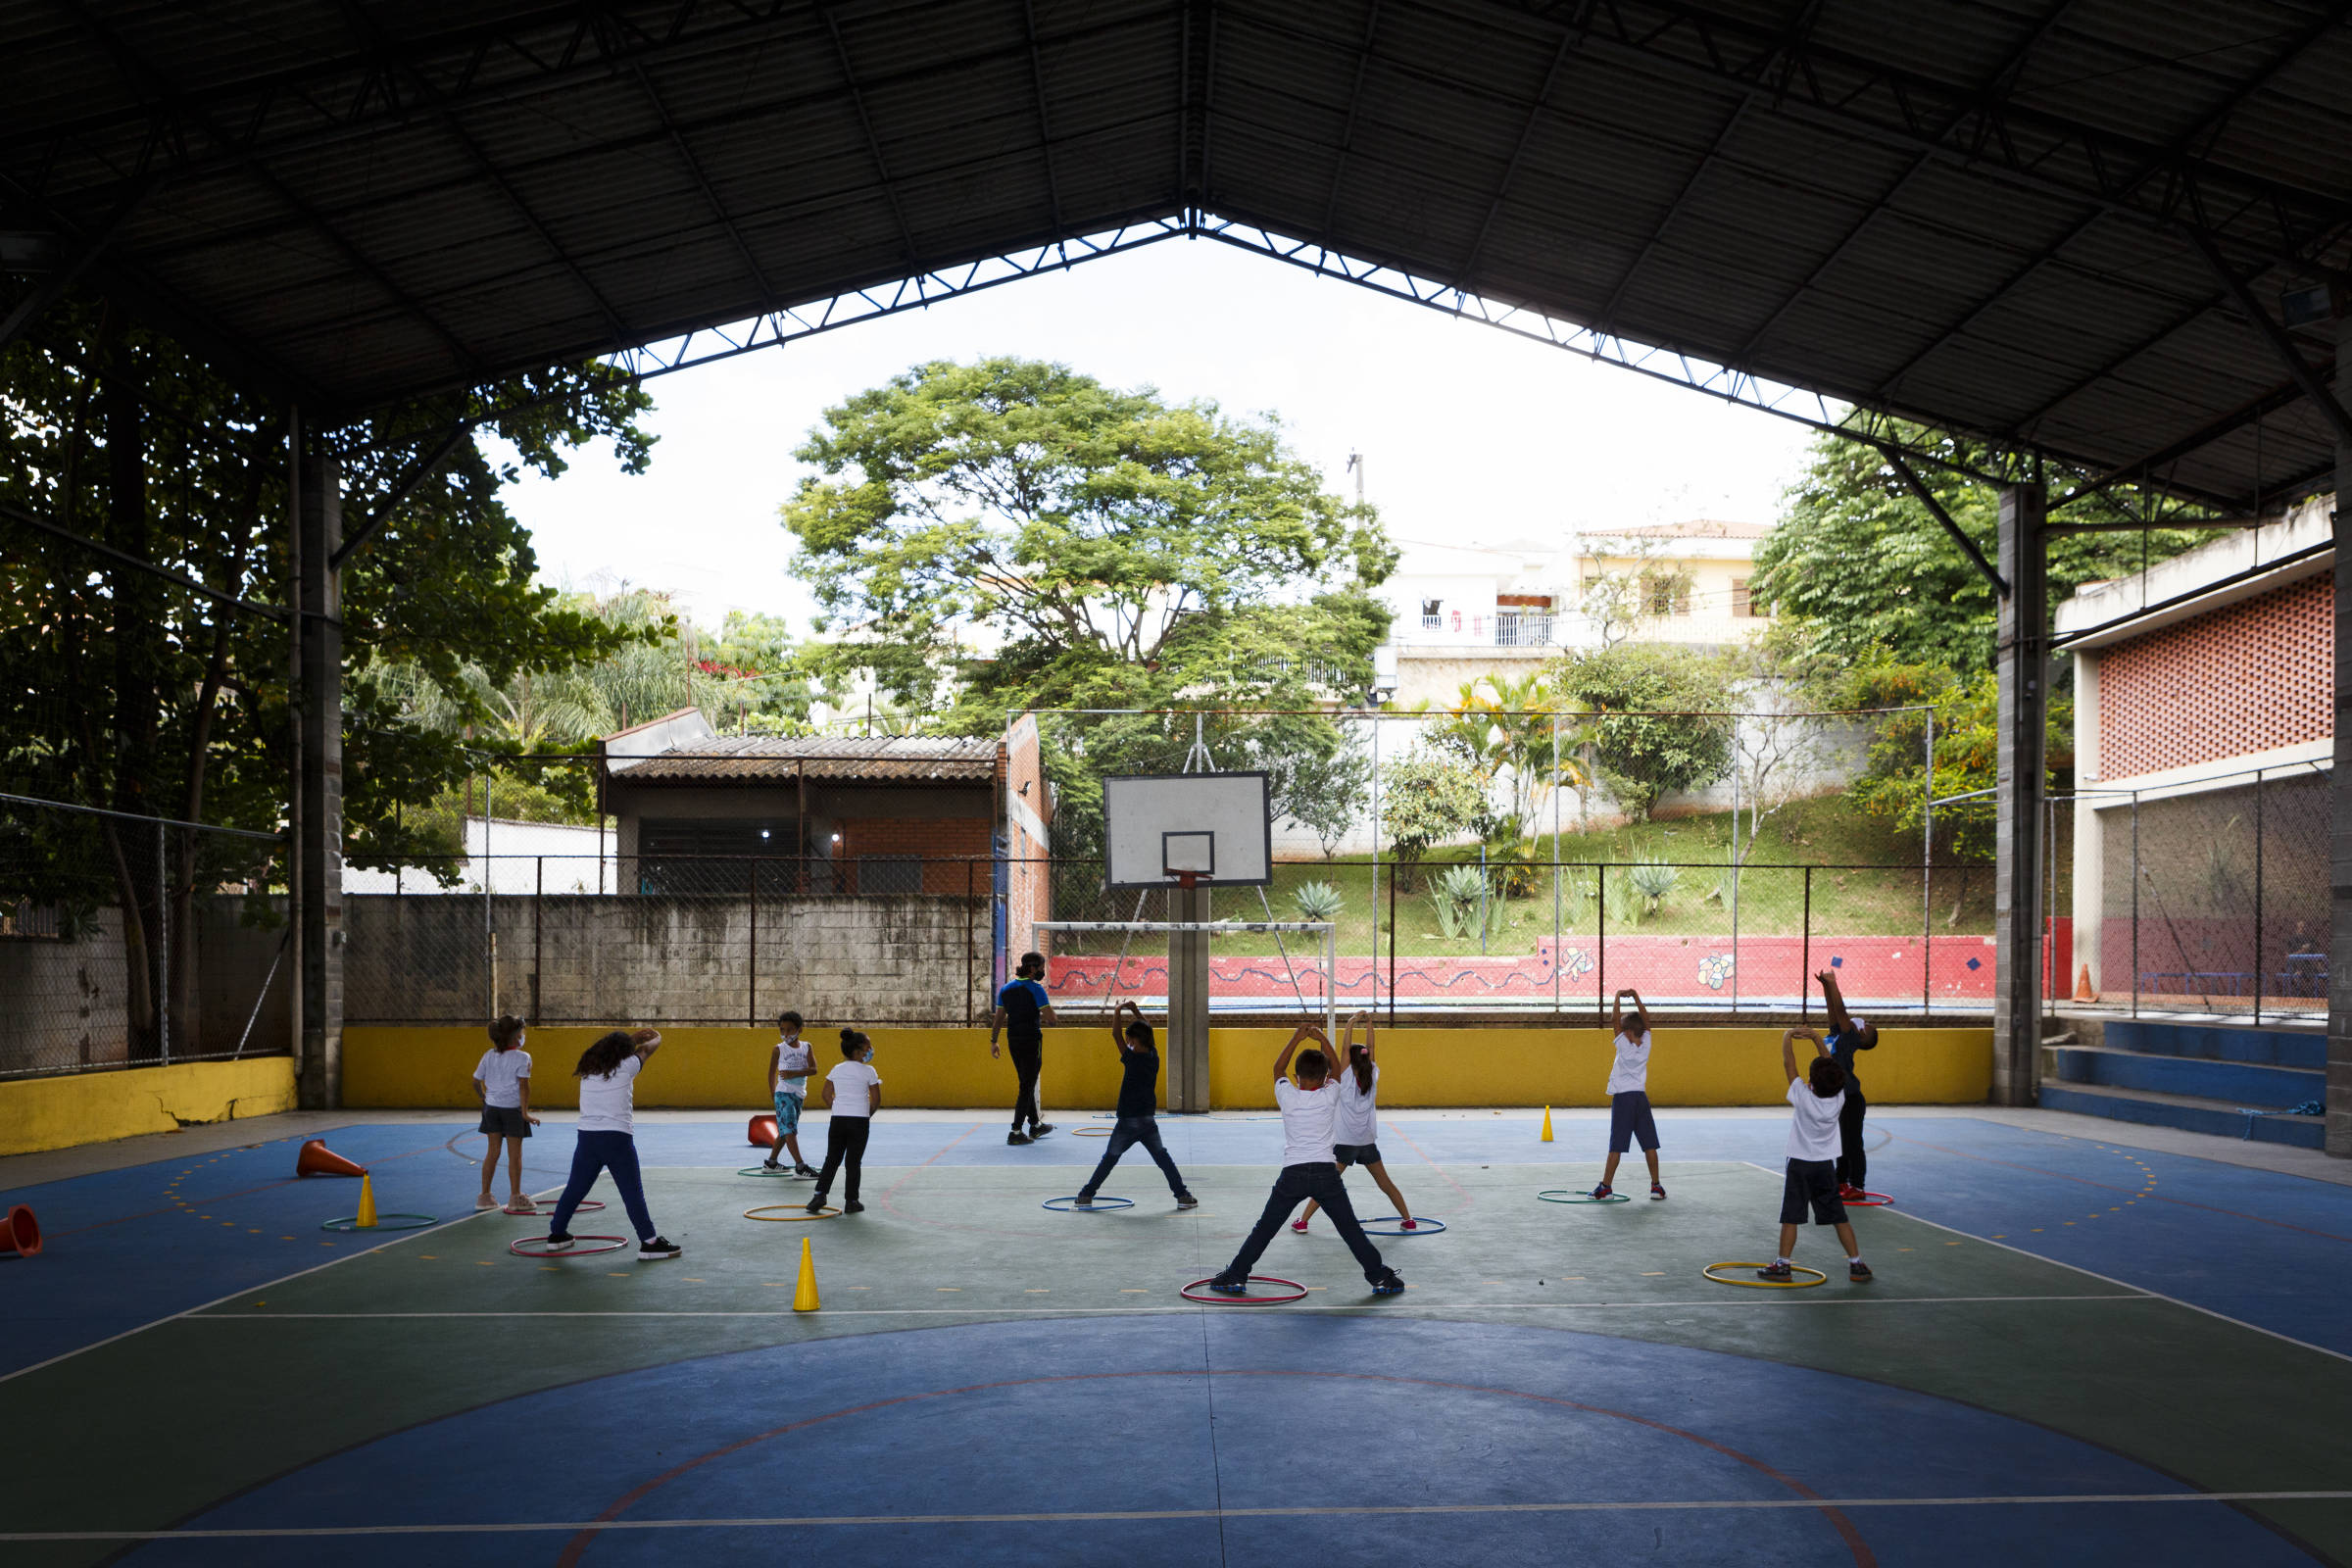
1540, 1105, 1553, 1143
355, 1172, 379, 1229
792, 1236, 820, 1312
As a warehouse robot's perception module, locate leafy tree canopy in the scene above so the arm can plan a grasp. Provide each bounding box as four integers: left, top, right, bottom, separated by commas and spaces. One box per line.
780, 357, 1396, 727
1549, 644, 1735, 823
1751, 422, 2222, 674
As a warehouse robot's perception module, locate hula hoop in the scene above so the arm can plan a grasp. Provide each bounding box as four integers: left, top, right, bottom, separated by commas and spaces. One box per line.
1073, 1128, 1114, 1138
745, 1204, 842, 1221
1537, 1190, 1631, 1204
510, 1234, 629, 1257
1180, 1275, 1307, 1305
1357, 1215, 1446, 1236
1844, 1191, 1895, 1207
319, 1213, 436, 1232
1703, 1261, 1828, 1289
1042, 1195, 1134, 1211
506, 1199, 604, 1214
737, 1166, 813, 1179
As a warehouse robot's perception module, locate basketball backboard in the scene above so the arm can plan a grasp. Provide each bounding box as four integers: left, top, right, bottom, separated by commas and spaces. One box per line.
1102, 772, 1273, 889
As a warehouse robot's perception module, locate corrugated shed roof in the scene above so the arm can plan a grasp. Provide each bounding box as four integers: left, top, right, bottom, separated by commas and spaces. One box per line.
7, 0, 2347, 511
609, 734, 1000, 783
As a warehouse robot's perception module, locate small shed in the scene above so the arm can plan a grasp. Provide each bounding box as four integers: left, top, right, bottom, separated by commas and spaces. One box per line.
600, 710, 1001, 897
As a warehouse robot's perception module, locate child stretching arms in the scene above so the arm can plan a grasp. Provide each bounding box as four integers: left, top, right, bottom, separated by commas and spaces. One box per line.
1591, 988, 1665, 1200
1295, 1011, 1413, 1232
1762, 1027, 1872, 1283
546, 1029, 680, 1260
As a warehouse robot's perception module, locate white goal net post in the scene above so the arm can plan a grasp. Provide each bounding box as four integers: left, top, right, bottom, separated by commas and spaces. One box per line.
1031, 919, 1338, 1040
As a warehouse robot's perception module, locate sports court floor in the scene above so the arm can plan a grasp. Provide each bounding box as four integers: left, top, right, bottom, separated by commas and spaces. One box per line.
6, 1106, 2351, 1566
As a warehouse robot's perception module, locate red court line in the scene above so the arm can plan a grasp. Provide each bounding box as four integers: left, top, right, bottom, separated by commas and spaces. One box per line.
557, 1368, 1874, 1566
1888, 1134, 2352, 1246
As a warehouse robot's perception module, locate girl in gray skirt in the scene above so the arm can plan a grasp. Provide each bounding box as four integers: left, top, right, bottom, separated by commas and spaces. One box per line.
472, 1015, 541, 1212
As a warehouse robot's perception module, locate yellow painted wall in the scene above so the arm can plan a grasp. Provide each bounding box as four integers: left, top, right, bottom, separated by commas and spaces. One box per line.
0, 1056, 298, 1158
344, 1025, 1990, 1110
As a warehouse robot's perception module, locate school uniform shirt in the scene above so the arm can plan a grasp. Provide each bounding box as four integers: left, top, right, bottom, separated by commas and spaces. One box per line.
998, 977, 1050, 1039
576, 1054, 644, 1135
1274, 1076, 1343, 1166
1604, 1030, 1652, 1096
1115, 1045, 1161, 1118
1784, 1078, 1845, 1162
827, 1060, 883, 1118
775, 1037, 814, 1097
473, 1048, 530, 1108
1333, 1064, 1380, 1147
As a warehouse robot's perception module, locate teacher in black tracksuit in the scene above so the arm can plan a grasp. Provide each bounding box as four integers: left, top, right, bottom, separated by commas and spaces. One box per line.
1815, 967, 1880, 1198
989, 951, 1057, 1146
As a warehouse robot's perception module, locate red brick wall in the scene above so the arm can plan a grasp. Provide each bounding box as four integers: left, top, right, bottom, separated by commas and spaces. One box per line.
839, 816, 991, 895
2097, 573, 2331, 778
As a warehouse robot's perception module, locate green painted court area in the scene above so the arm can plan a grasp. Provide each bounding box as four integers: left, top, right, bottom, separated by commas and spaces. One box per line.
7, 1117, 2352, 1566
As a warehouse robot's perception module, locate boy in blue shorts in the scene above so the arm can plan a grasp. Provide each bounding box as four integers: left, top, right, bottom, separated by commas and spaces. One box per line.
760, 1009, 819, 1176
1591, 987, 1665, 1200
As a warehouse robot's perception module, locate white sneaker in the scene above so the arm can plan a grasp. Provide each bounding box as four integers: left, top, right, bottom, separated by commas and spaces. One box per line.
473, 1193, 498, 1210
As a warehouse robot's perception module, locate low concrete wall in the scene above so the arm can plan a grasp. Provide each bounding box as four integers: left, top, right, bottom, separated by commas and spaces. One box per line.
0, 1056, 298, 1158
345, 1025, 1993, 1110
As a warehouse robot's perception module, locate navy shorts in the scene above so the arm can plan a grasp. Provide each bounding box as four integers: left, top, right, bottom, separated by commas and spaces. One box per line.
1334, 1142, 1382, 1168
478, 1104, 532, 1139
1607, 1091, 1658, 1153
1781, 1158, 1846, 1225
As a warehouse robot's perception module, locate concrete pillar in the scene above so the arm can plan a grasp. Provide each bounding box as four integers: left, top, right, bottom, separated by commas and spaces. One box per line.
1166, 885, 1211, 1112
1992, 482, 2047, 1106
2070, 648, 2104, 994
293, 439, 344, 1109
2330, 312, 2352, 1157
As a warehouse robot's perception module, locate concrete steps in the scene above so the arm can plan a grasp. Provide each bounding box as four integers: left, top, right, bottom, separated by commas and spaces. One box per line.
2039, 1020, 2325, 1151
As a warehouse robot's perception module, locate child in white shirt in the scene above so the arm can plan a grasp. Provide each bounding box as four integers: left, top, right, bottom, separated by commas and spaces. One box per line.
761, 1009, 819, 1177
1592, 989, 1665, 1200
546, 1028, 680, 1260
1208, 1024, 1403, 1298
1295, 1011, 1415, 1232
1761, 1027, 1871, 1283
470, 1015, 540, 1212
808, 1029, 883, 1214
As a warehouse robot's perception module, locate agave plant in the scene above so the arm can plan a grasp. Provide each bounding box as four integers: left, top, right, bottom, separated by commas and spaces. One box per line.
1292, 880, 1345, 923
1429, 863, 1507, 940
1627, 855, 1680, 917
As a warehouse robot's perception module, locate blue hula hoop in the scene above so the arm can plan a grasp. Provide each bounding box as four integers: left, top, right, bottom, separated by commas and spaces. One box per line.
1042, 1195, 1135, 1211
1357, 1215, 1445, 1236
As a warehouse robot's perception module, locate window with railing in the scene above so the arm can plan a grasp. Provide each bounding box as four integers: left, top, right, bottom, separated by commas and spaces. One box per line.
1420, 599, 1443, 629
1494, 613, 1553, 647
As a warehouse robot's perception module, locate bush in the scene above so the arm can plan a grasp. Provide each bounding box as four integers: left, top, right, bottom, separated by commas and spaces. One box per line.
1550, 644, 1735, 821
1626, 856, 1680, 918
1292, 880, 1345, 922
1428, 864, 1507, 940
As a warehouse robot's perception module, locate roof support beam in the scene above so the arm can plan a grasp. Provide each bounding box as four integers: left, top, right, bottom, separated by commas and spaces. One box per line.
2190, 230, 2352, 450
818, 3, 921, 265
1019, 0, 1065, 235
329, 419, 467, 570
1877, 445, 2009, 599
1451, 18, 1585, 284
2066, 370, 2330, 505
0, 175, 154, 353
1317, 1, 1383, 244
629, 58, 774, 304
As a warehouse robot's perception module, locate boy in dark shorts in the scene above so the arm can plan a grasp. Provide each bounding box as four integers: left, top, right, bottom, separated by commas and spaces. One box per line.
1764, 1026, 1871, 1283
989, 951, 1057, 1145
1592, 988, 1664, 1200
1073, 1001, 1197, 1208
1208, 1024, 1403, 1298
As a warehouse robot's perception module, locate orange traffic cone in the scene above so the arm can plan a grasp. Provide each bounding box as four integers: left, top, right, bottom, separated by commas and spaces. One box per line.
2075, 964, 2096, 1003
295, 1139, 367, 1179
749, 1114, 779, 1149
0, 1204, 41, 1257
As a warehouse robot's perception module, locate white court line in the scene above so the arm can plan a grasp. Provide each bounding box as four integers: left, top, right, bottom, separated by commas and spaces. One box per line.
0, 1183, 558, 1389
10, 1491, 2351, 1541
187, 1295, 2151, 1319
1738, 1159, 2352, 1367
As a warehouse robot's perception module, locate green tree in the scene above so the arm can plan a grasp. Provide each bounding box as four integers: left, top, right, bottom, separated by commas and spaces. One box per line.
1751, 423, 2219, 673
1418, 672, 1587, 847
0, 288, 655, 1052
1378, 749, 1487, 892
779, 358, 1395, 729
1549, 644, 1735, 822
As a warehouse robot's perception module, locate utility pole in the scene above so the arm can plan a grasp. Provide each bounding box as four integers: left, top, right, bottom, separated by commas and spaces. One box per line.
1346, 450, 1364, 508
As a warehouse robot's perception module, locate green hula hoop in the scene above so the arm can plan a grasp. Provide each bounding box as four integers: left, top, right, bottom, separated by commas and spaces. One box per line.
320, 1213, 438, 1232
1536, 1190, 1631, 1204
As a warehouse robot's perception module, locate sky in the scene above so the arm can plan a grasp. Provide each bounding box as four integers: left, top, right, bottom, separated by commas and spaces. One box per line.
499, 237, 1816, 635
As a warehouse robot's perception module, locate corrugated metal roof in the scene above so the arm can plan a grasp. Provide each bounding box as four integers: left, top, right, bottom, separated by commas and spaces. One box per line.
610, 735, 1000, 783
7, 0, 2347, 511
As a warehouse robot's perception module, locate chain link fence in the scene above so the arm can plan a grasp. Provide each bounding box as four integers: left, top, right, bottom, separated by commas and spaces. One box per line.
0, 793, 289, 1078
2083, 762, 2330, 1022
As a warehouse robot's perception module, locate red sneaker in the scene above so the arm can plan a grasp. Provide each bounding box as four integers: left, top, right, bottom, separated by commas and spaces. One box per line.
1290, 1217, 1308, 1233
1838, 1183, 1867, 1200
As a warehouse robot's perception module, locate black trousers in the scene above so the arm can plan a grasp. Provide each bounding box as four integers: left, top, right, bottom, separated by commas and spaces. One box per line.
1007, 1035, 1044, 1129
815, 1114, 871, 1202
1078, 1115, 1190, 1199
1837, 1090, 1869, 1190
1225, 1162, 1386, 1284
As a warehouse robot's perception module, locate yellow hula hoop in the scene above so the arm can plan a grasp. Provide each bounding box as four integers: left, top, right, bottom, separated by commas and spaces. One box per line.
1702, 1260, 1827, 1289
744, 1204, 843, 1221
